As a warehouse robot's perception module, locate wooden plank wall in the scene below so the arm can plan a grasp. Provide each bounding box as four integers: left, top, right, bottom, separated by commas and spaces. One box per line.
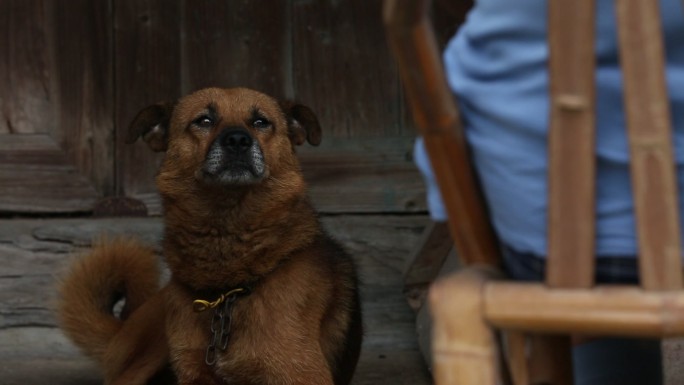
1, 0, 470, 215
113, 0, 181, 208
292, 0, 420, 213
0, 0, 113, 212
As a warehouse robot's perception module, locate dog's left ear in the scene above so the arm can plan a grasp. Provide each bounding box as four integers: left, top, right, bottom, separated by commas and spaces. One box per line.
280, 101, 322, 146
125, 102, 175, 152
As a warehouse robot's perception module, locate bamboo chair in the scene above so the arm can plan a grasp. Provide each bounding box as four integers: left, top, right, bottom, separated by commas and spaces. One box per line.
384, 0, 684, 384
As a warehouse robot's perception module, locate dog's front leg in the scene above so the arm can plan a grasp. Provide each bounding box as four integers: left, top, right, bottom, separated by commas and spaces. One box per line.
247, 335, 335, 385
259, 351, 336, 385
171, 353, 224, 385
164, 282, 225, 385
168, 341, 224, 385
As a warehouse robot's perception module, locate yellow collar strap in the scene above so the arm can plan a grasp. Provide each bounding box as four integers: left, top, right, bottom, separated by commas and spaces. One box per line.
193, 287, 248, 313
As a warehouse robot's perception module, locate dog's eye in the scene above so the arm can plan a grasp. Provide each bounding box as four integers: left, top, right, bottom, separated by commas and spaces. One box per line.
252, 118, 271, 130
193, 116, 214, 129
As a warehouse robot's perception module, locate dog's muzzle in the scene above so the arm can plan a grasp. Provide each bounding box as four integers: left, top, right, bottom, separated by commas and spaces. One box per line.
200, 128, 266, 185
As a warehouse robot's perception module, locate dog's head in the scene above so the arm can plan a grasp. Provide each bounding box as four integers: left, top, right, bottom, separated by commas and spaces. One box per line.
126, 88, 321, 187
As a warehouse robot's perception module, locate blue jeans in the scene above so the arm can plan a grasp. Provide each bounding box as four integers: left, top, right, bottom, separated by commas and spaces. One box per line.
501, 245, 639, 284
501, 245, 662, 385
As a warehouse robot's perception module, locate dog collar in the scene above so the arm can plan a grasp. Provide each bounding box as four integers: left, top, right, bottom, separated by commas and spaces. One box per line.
193, 286, 251, 366
192, 287, 249, 312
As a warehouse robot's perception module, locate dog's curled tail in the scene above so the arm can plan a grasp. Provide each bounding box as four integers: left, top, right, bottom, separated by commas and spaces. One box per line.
57, 238, 160, 363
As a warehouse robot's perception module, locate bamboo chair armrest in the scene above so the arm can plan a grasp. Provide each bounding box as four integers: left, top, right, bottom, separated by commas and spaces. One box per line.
433, 270, 684, 338
484, 282, 684, 337
383, 0, 500, 267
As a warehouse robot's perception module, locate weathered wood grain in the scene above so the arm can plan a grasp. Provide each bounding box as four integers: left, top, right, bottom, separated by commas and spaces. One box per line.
47, 0, 115, 197
0, 0, 51, 135
30, 218, 164, 249
299, 137, 426, 213
0, 135, 98, 212
291, 0, 408, 138
0, 0, 113, 212
353, 349, 431, 385
0, 327, 99, 385
402, 222, 454, 311
114, 0, 181, 199
180, 0, 288, 97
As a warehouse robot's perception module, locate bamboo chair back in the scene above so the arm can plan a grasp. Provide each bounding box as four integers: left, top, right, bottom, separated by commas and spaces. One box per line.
385, 0, 684, 384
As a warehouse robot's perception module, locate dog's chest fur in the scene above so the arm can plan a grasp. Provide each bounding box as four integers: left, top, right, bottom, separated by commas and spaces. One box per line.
160, 183, 321, 290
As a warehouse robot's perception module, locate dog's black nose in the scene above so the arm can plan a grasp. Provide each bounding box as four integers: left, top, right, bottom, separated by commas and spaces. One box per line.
222, 130, 253, 153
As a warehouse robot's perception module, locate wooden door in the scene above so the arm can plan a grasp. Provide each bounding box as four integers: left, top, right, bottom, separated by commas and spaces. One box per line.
0, 0, 113, 213
1, 0, 439, 215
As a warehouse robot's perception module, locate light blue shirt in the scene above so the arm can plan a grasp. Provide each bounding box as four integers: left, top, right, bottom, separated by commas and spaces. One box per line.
415, 0, 684, 257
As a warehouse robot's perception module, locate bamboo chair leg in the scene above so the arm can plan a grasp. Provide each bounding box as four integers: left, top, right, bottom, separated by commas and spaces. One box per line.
430, 267, 503, 385
527, 335, 573, 385
505, 331, 529, 385
504, 332, 573, 385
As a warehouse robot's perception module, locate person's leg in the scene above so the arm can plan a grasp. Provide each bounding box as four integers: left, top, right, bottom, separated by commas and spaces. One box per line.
573, 338, 662, 385
501, 246, 641, 284
500, 245, 545, 282
503, 247, 662, 385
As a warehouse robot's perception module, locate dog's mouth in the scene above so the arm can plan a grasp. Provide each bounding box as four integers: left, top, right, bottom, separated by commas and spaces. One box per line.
199, 129, 267, 185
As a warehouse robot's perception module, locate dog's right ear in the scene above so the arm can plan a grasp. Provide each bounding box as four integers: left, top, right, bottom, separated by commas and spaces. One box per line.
280, 101, 322, 147
125, 102, 175, 152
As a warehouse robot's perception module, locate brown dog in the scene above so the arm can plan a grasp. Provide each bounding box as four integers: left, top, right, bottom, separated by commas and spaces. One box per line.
58, 87, 363, 385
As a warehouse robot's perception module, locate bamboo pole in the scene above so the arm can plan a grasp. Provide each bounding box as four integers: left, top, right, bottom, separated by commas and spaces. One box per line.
546, 0, 596, 289
485, 282, 684, 336
615, 0, 683, 291
430, 268, 503, 385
